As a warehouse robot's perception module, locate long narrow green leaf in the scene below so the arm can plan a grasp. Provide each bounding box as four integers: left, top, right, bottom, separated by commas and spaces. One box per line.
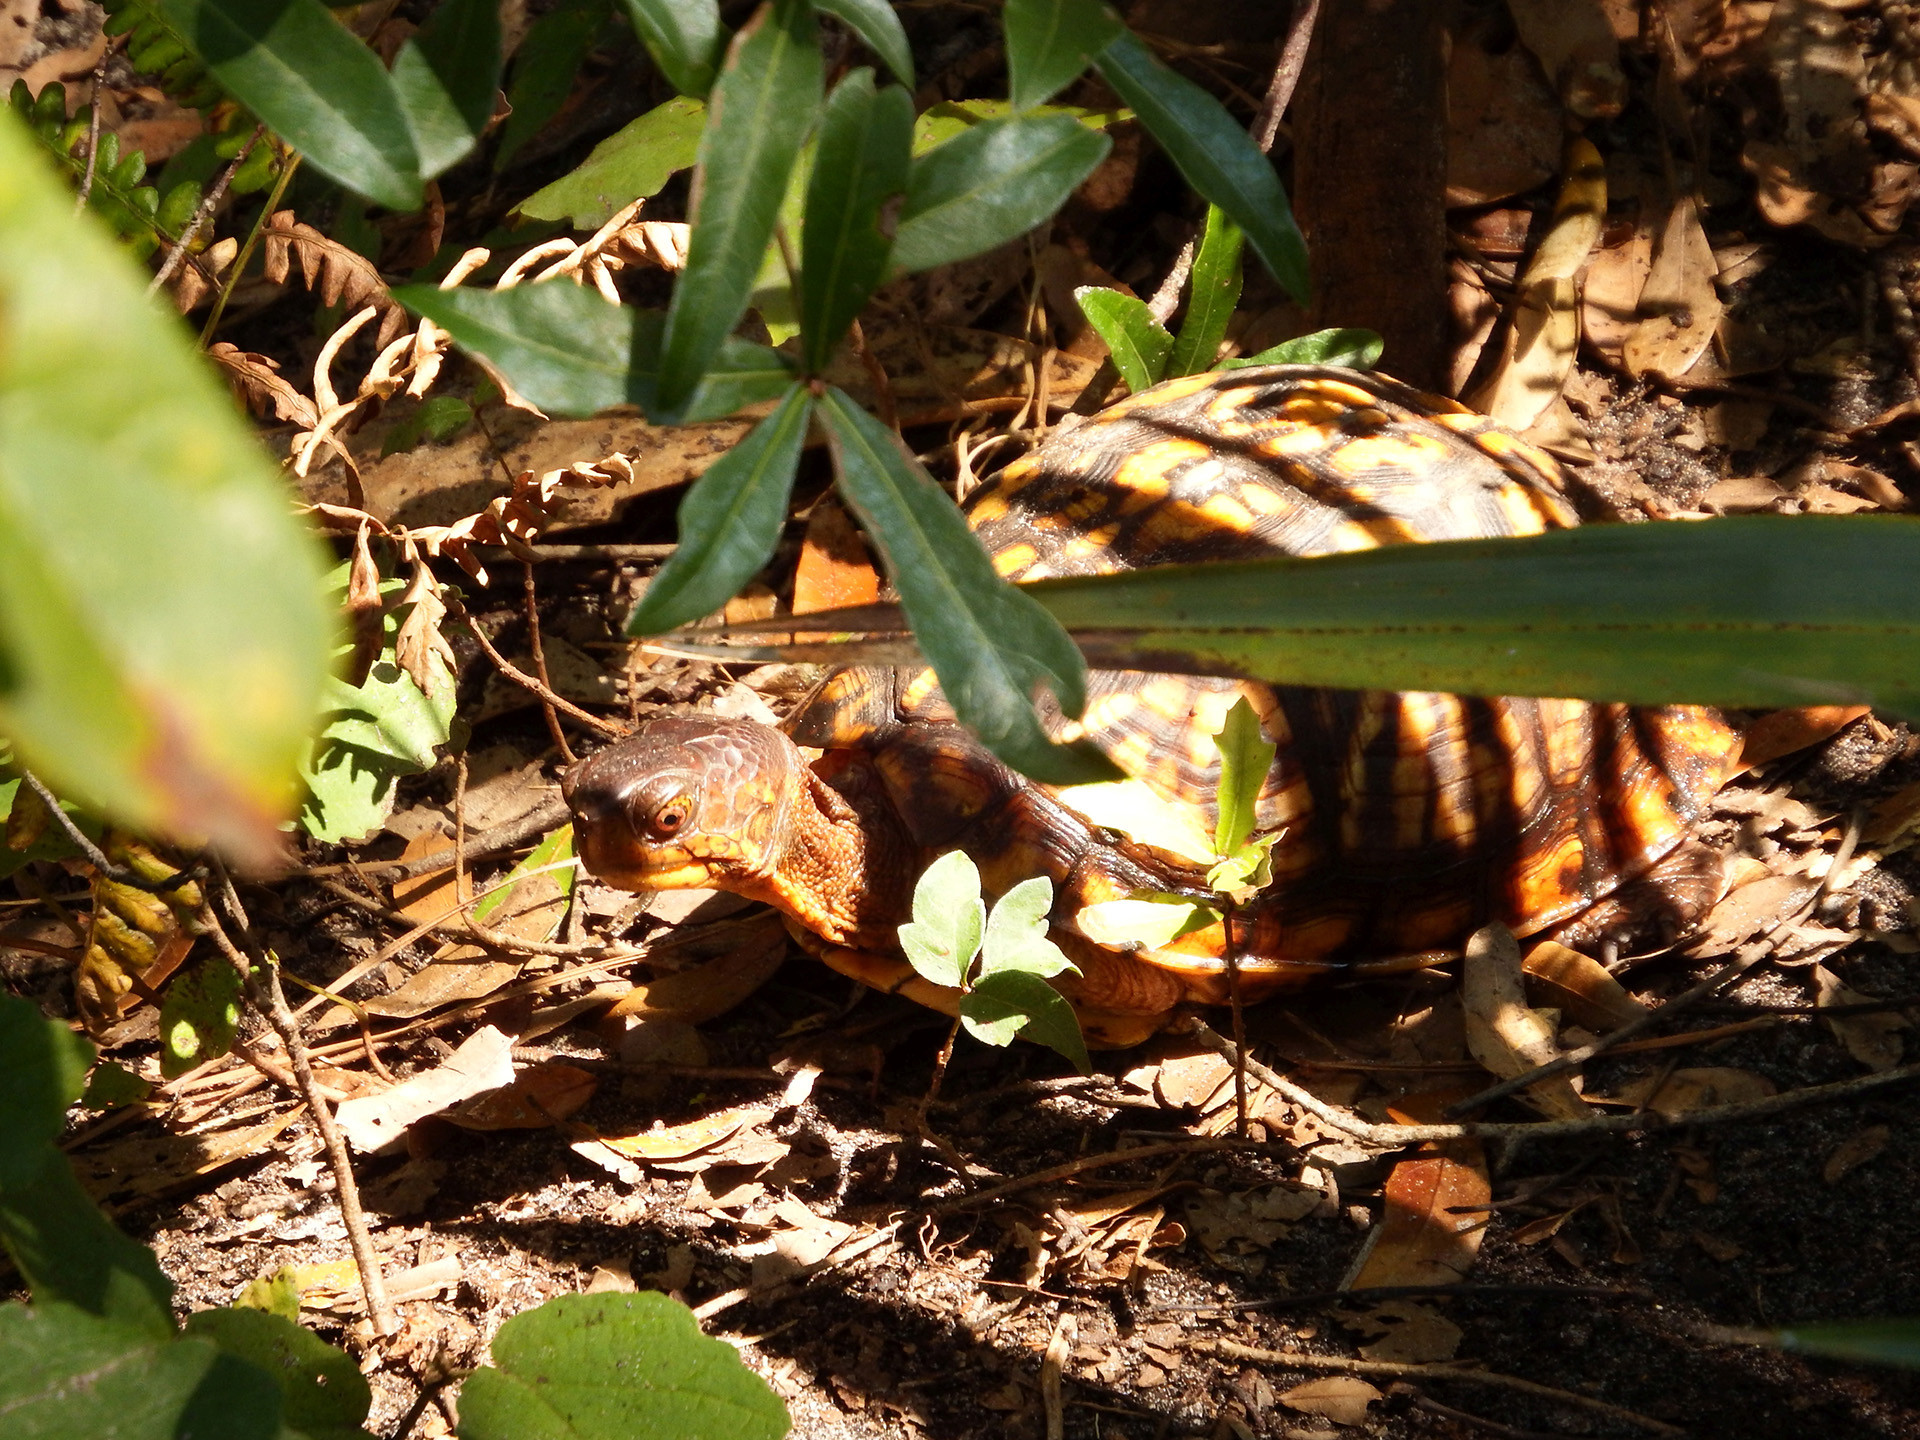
392, 0, 501, 178
812, 0, 914, 84
496, 0, 612, 169
1025, 516, 1920, 715
1003, 0, 1123, 111
892, 112, 1109, 273
1073, 285, 1171, 393
1222, 327, 1383, 370
393, 284, 792, 421
818, 388, 1114, 785
655, 0, 822, 422
515, 96, 705, 228
626, 384, 812, 634
619, 0, 726, 97
1774, 1321, 1920, 1368
798, 70, 912, 374
1167, 203, 1242, 377
1094, 29, 1306, 303
0, 110, 334, 865
156, 0, 422, 209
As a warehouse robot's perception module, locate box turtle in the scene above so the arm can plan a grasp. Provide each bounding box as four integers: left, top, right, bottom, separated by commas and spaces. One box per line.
566, 367, 1743, 1046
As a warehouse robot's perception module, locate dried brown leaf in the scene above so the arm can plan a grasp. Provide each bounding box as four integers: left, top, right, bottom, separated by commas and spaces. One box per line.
261, 210, 405, 344
1624, 197, 1725, 378
205, 343, 319, 428
1823, 1124, 1891, 1183
1522, 939, 1649, 1031
1599, 1066, 1777, 1119
1277, 1376, 1383, 1426
1815, 965, 1908, 1071
1346, 1095, 1490, 1290
1506, 0, 1626, 118
1463, 925, 1588, 1120
334, 1025, 517, 1151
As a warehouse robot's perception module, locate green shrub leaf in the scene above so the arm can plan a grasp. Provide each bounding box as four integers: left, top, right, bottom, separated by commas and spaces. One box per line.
813, 0, 914, 84
0, 994, 94, 1182
818, 387, 1116, 785
1211, 695, 1271, 858
892, 112, 1109, 273
392, 0, 501, 178
184, 1307, 373, 1439
1028, 515, 1920, 716
158, 956, 244, 1079
0, 1303, 284, 1437
619, 0, 727, 98
656, 0, 822, 422
516, 95, 706, 228
1222, 327, 1383, 370
898, 850, 987, 990
1073, 286, 1171, 393
458, 1292, 789, 1440
1167, 203, 1242, 377
911, 98, 1129, 154
798, 69, 912, 374
154, 0, 422, 209
1094, 29, 1307, 303
982, 876, 1075, 979
961, 970, 1090, 1071
1003, 0, 1123, 111
626, 383, 812, 634
1774, 1320, 1920, 1368
0, 1145, 174, 1334
0, 111, 334, 867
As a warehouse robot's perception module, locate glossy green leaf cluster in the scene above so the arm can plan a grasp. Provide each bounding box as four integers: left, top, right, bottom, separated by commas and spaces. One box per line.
899, 851, 1092, 1072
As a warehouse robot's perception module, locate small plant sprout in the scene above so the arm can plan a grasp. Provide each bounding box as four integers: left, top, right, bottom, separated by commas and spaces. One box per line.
898, 850, 1092, 1082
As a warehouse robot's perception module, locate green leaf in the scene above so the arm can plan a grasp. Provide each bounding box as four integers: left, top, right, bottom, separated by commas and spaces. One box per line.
892, 112, 1109, 274
0, 1147, 174, 1335
1167, 203, 1242, 377
625, 384, 811, 634
619, 0, 726, 98
981, 876, 1075, 979
392, 0, 501, 178
1773, 1320, 1920, 1368
298, 569, 456, 844
1076, 895, 1215, 948
897, 850, 986, 991
496, 0, 612, 169
79, 1061, 152, 1112
392, 284, 793, 421
0, 994, 94, 1185
1206, 838, 1271, 894
1026, 516, 1920, 716
0, 1303, 285, 1438
1222, 327, 1384, 370
458, 1292, 789, 1440
911, 98, 1129, 155
1003, 0, 1123, 111
798, 70, 912, 374
817, 387, 1115, 785
158, 956, 244, 1078
185, 1306, 373, 1440
0, 110, 335, 868
515, 95, 706, 228
380, 394, 474, 456
472, 823, 576, 926
961, 970, 1090, 1072
154, 0, 422, 210
812, 0, 913, 83
1211, 695, 1271, 858
1094, 29, 1307, 303
0, 773, 93, 879
656, 0, 822, 421
233, 1265, 303, 1322
1073, 286, 1171, 393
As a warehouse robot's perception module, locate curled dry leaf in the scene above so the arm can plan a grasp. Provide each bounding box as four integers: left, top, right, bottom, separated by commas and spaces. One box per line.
1624, 197, 1726, 379
792, 497, 881, 615
1579, 221, 1655, 367
1462, 924, 1588, 1120
1823, 1124, 1892, 1184
1738, 705, 1872, 771
1343, 1299, 1463, 1364
1687, 872, 1819, 954
447, 1062, 597, 1130
205, 344, 320, 428
334, 1024, 517, 1152
1446, 19, 1563, 207
1814, 964, 1909, 1072
1470, 138, 1604, 431
1522, 939, 1649, 1032
1597, 1065, 1777, 1120
1277, 1376, 1383, 1426
392, 562, 456, 701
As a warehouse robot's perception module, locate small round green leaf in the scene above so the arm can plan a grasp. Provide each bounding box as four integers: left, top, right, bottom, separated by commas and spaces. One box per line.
961, 970, 1091, 1072
898, 850, 987, 990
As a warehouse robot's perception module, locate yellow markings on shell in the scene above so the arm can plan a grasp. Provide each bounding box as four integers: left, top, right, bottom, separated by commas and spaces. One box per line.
1112, 438, 1212, 513
1610, 764, 1685, 868
967, 489, 1012, 526
1319, 518, 1387, 553
1299, 378, 1382, 409
1494, 483, 1567, 536
1494, 699, 1546, 817
1100, 368, 1220, 418
1197, 490, 1257, 534
1538, 696, 1591, 781
1331, 430, 1456, 477
991, 540, 1039, 578
902, 668, 944, 710
1511, 824, 1588, 921
1239, 481, 1290, 515
1350, 513, 1426, 547
1134, 498, 1227, 551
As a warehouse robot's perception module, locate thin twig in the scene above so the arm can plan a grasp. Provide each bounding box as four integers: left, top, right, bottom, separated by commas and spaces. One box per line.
522, 562, 578, 765
296, 798, 570, 879
1203, 1339, 1686, 1437
452, 599, 627, 739
74, 41, 115, 212
1252, 0, 1321, 152
206, 861, 396, 1334
1184, 1018, 1920, 1146
931, 1136, 1267, 1214
150, 124, 265, 297
200, 150, 299, 344
16, 770, 199, 892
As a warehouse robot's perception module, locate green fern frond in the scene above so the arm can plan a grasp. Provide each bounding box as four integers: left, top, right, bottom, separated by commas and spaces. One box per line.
100, 0, 226, 112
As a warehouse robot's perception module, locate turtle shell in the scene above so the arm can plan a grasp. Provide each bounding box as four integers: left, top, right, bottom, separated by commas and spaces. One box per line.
785, 366, 1742, 1003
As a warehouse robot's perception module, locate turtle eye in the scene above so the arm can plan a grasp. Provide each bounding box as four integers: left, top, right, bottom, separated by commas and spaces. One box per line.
650, 800, 690, 837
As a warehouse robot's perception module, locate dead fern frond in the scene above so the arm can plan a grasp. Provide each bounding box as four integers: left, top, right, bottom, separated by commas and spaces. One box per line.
261, 211, 408, 348
206, 343, 319, 428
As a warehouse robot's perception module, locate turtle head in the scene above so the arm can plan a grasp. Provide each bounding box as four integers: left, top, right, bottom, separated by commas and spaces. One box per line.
564, 713, 884, 942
